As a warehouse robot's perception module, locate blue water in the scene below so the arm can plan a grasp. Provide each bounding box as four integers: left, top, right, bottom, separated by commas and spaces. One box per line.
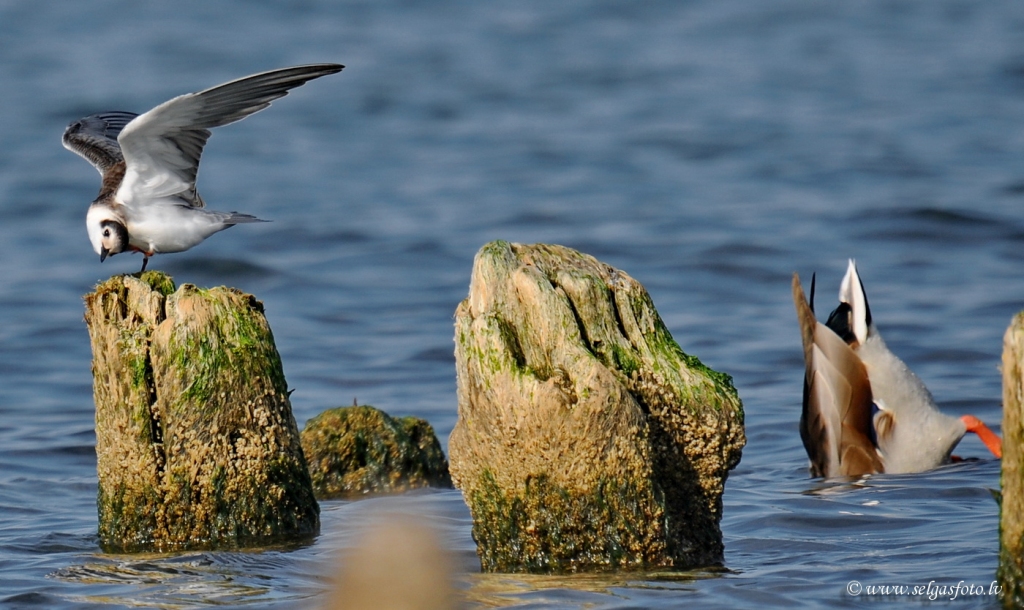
1, 0, 1022, 607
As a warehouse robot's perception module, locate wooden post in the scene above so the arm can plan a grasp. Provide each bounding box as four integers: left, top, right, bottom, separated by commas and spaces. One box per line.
84, 272, 319, 551
301, 405, 452, 498
1000, 312, 1024, 606
448, 241, 745, 572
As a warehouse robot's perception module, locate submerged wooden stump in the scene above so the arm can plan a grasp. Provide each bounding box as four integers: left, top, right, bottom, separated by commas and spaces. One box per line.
84, 272, 319, 551
301, 405, 453, 498
449, 241, 745, 572
1000, 312, 1024, 606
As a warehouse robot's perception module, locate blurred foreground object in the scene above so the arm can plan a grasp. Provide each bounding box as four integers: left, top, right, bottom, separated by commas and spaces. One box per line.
324, 516, 457, 610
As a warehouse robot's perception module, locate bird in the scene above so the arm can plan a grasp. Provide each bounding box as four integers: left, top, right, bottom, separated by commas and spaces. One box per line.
792, 259, 1002, 478
62, 63, 344, 272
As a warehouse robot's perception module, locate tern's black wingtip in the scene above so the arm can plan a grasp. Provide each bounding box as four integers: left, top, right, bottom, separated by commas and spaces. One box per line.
300, 63, 345, 75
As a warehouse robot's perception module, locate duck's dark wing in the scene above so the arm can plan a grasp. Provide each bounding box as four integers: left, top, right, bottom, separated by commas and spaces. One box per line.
62, 111, 139, 174
793, 273, 883, 478
115, 63, 344, 209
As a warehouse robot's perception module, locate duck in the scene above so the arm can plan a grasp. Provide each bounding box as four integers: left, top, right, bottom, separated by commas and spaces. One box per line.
792, 260, 1002, 478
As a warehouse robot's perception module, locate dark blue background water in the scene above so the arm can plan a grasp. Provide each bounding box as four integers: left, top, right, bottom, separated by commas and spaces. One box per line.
2, 0, 1022, 607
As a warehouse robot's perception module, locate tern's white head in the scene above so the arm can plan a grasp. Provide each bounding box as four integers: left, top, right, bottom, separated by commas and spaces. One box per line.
86, 205, 129, 262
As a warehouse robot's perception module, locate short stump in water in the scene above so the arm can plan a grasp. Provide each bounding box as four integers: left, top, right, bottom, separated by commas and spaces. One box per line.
301, 405, 452, 499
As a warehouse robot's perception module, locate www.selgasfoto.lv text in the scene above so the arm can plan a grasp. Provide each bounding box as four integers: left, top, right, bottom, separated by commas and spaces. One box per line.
846, 580, 1002, 601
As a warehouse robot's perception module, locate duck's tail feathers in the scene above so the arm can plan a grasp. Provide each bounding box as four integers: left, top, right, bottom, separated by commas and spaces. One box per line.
837, 259, 872, 346
793, 272, 883, 478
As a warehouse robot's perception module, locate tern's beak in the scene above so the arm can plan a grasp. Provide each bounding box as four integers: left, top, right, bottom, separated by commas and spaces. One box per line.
100, 248, 109, 262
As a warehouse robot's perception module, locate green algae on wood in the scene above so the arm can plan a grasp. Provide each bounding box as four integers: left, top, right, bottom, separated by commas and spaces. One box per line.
449, 242, 745, 572
84, 272, 319, 552
469, 470, 668, 572
301, 405, 453, 499
1000, 312, 1024, 607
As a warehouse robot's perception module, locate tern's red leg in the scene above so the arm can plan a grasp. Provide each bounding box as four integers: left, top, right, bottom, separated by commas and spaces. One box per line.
961, 415, 1002, 459
140, 256, 149, 273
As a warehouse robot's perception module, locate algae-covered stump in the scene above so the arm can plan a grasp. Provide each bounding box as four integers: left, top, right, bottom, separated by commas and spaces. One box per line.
84, 272, 319, 551
1000, 312, 1024, 607
449, 241, 745, 573
301, 405, 452, 498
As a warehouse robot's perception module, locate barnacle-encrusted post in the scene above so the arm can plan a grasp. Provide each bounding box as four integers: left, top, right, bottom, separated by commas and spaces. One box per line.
1000, 313, 1024, 606
301, 405, 452, 499
84, 272, 319, 551
448, 241, 745, 572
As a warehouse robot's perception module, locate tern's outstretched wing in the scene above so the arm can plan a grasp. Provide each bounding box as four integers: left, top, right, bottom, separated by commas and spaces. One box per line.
62, 111, 139, 174
116, 63, 344, 209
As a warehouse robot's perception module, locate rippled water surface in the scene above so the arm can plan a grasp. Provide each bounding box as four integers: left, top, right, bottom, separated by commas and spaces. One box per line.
2, 1, 1023, 607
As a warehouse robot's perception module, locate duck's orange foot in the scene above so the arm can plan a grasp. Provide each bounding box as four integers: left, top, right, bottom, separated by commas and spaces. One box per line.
961, 415, 1002, 459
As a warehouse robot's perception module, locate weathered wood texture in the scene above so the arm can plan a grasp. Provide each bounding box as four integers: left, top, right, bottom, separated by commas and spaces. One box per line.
1000, 312, 1024, 607
449, 241, 745, 572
